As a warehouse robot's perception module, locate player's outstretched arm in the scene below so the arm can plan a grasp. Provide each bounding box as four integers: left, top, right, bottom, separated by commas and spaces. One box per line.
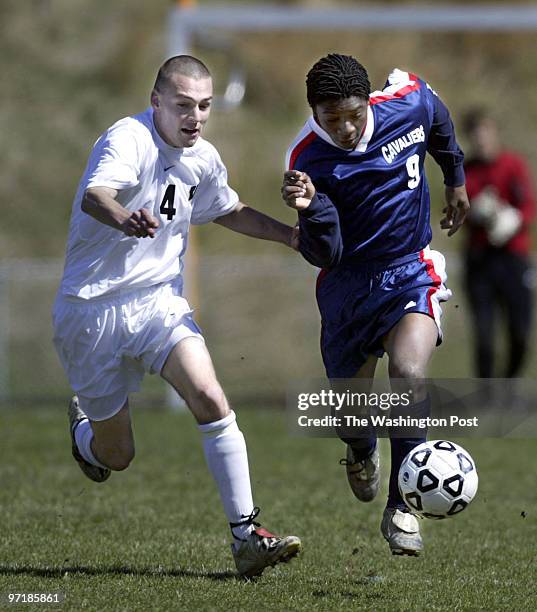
281, 170, 343, 268
213, 202, 297, 249
440, 185, 470, 236
83, 187, 159, 238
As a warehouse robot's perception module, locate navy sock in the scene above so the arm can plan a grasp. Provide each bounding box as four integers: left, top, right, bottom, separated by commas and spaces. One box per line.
387, 396, 430, 509
336, 412, 377, 461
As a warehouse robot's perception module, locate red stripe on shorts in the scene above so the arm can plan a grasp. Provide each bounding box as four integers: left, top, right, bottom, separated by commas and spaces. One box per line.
419, 249, 441, 316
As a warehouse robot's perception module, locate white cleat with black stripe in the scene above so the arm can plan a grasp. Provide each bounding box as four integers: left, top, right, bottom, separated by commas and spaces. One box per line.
232, 528, 302, 578
231, 508, 302, 578
381, 507, 423, 556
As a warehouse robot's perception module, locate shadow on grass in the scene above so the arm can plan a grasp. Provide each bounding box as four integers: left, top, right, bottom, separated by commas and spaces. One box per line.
0, 564, 237, 582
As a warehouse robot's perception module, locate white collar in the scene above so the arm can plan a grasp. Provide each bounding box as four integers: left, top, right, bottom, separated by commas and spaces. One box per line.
307, 104, 375, 153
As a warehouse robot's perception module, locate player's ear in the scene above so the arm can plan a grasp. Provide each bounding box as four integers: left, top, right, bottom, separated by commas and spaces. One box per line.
150, 89, 160, 110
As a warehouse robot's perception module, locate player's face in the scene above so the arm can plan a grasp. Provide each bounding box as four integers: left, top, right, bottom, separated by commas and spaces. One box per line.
468, 119, 500, 162
313, 97, 369, 149
151, 74, 213, 148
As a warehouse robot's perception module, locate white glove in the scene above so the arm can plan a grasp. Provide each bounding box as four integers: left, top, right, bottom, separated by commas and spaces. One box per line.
468, 187, 500, 227
469, 187, 522, 246
488, 205, 522, 247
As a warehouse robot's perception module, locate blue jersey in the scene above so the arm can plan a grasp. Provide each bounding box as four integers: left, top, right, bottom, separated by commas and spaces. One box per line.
286, 69, 465, 268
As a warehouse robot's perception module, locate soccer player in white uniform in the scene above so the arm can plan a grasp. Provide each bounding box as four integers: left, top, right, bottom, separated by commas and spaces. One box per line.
53, 55, 301, 578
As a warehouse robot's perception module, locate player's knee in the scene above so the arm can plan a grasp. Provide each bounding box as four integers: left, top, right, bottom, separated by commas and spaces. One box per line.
390, 362, 428, 401
107, 454, 134, 472
104, 444, 135, 471
189, 383, 229, 421
389, 360, 427, 383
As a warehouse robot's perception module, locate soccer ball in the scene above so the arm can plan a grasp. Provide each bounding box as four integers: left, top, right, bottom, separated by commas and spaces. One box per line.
398, 440, 478, 519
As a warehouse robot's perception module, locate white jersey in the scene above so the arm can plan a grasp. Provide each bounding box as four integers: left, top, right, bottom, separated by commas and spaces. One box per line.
59, 108, 239, 299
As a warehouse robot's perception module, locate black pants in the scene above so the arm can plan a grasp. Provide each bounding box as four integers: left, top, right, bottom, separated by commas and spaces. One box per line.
464, 249, 533, 377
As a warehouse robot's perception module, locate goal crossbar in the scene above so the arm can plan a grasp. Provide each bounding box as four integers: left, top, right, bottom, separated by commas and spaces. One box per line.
170, 4, 537, 46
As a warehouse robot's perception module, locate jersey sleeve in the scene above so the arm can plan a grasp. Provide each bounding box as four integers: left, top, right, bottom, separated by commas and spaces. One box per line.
422, 83, 465, 187
190, 147, 239, 225
85, 119, 145, 191
297, 192, 343, 269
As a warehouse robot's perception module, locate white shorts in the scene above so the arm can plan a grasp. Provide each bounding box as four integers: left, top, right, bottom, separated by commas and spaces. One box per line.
52, 282, 203, 421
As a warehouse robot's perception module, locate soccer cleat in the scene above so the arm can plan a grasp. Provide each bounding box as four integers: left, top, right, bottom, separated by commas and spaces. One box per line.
380, 507, 423, 556
68, 396, 110, 483
340, 444, 380, 502
232, 527, 302, 578
230, 508, 301, 578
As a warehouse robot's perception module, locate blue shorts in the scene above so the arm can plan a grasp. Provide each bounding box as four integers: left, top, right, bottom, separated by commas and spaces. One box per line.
316, 246, 451, 378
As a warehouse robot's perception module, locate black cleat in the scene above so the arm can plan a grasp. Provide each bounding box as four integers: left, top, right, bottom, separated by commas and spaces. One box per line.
68, 396, 110, 483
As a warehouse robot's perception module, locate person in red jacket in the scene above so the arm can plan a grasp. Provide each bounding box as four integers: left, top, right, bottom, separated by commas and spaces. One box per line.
463, 108, 535, 377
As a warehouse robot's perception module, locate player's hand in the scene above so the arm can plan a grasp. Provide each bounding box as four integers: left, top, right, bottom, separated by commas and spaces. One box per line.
122, 208, 159, 238
440, 185, 470, 236
282, 170, 316, 211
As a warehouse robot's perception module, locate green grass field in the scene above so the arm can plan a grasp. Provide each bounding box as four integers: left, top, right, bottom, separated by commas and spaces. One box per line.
0, 407, 535, 611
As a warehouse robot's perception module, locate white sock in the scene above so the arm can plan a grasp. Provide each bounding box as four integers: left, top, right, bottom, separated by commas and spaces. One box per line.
73, 419, 108, 469
199, 411, 255, 545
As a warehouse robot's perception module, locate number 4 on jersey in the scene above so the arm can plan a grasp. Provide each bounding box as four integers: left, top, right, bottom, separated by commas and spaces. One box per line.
159, 184, 177, 220
159, 184, 197, 220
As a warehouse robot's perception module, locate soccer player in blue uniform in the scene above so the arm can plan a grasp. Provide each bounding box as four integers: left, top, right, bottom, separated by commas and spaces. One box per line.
282, 54, 470, 555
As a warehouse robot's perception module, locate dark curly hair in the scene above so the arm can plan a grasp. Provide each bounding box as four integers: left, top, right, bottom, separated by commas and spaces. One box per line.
306, 53, 371, 107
